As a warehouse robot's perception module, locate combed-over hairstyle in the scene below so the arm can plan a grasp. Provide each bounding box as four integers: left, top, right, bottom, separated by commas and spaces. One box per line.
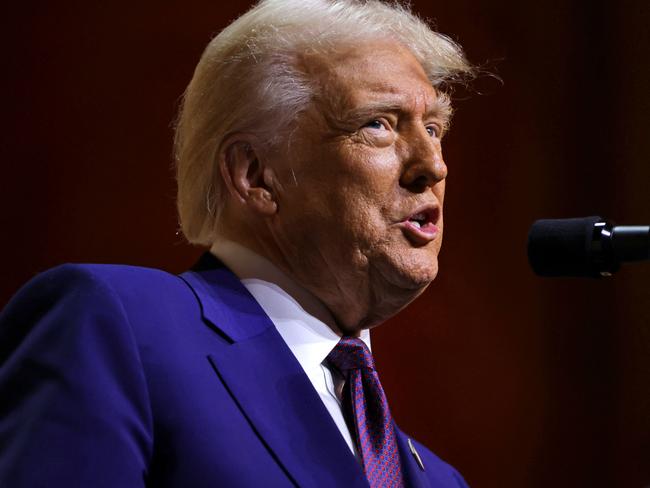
174, 0, 473, 246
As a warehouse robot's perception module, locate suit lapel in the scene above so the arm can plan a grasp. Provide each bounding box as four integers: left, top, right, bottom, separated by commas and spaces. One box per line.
180, 261, 368, 488
395, 428, 432, 488
209, 328, 368, 487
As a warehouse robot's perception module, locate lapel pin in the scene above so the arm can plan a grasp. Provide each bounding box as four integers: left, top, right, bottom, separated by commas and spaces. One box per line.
408, 438, 425, 471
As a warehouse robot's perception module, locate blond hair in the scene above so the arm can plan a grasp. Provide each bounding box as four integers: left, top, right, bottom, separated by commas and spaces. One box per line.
174, 0, 473, 245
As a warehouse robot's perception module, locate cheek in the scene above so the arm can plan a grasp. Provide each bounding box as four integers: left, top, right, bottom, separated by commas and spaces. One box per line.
341, 180, 396, 228
335, 195, 382, 238
282, 146, 400, 237
339, 153, 402, 215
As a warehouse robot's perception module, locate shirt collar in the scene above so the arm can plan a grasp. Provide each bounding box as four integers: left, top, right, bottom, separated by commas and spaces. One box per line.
210, 239, 371, 370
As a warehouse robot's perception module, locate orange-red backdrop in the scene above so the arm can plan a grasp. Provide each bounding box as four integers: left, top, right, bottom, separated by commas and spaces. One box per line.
1, 2, 649, 487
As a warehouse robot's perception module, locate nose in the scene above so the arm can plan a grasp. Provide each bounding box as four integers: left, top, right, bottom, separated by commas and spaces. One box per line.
399, 127, 447, 193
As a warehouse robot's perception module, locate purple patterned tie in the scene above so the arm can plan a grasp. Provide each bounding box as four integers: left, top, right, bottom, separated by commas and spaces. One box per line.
327, 337, 404, 487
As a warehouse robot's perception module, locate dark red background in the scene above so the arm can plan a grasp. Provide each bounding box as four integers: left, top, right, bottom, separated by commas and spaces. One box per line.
2, 1, 649, 487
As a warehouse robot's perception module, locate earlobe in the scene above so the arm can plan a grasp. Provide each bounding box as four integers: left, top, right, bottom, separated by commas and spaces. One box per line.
218, 135, 278, 216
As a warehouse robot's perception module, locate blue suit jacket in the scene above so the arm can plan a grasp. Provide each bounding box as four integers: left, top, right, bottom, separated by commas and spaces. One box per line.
0, 255, 468, 487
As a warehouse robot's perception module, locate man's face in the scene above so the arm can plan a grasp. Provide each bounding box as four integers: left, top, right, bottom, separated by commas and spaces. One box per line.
266, 41, 449, 332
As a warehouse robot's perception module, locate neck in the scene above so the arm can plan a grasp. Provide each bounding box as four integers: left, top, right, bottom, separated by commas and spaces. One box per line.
210, 237, 347, 336
216, 219, 378, 335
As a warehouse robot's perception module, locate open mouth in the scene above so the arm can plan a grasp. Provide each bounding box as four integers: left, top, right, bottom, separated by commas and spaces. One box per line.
406, 206, 438, 228
407, 212, 431, 229
401, 206, 439, 244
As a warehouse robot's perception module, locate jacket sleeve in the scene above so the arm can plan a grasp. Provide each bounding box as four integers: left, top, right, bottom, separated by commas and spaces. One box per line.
0, 264, 153, 487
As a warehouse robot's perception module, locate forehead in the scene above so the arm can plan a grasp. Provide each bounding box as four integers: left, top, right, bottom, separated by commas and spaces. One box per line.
303, 41, 439, 115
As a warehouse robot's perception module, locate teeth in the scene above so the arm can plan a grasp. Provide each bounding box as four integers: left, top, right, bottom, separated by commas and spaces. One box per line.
411, 221, 421, 229
411, 212, 426, 220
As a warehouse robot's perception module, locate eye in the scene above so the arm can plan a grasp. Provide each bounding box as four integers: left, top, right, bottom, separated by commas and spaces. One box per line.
363, 119, 389, 131
426, 125, 441, 138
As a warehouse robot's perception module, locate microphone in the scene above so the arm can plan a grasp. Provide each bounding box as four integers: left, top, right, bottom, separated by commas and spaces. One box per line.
527, 216, 650, 277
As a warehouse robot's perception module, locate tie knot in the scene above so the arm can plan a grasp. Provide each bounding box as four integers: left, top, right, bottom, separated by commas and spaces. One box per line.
326, 336, 375, 372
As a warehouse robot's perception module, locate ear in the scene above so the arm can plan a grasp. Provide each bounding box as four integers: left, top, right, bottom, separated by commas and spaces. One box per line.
218, 134, 278, 216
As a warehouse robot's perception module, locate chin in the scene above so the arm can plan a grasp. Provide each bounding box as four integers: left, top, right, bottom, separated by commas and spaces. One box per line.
361, 265, 435, 330
401, 261, 439, 290
395, 245, 440, 286
337, 250, 439, 331
371, 247, 439, 292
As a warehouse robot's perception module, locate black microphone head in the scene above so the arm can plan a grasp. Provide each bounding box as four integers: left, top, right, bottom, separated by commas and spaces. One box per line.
527, 216, 605, 277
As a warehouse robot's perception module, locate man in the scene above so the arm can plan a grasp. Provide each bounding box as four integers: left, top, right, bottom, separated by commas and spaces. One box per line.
0, 0, 473, 486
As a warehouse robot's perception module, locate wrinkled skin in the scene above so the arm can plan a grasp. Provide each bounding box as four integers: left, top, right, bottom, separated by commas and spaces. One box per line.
221, 41, 449, 335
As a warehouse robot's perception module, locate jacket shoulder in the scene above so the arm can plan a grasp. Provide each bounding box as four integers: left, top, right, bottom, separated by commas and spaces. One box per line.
33, 262, 183, 291
4, 263, 188, 312
0, 263, 157, 485
0, 262, 202, 353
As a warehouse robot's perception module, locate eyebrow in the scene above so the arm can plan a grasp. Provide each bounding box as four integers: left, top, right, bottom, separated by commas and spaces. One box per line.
338, 94, 453, 131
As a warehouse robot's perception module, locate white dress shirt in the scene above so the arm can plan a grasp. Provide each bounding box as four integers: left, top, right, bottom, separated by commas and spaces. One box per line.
210, 239, 370, 455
